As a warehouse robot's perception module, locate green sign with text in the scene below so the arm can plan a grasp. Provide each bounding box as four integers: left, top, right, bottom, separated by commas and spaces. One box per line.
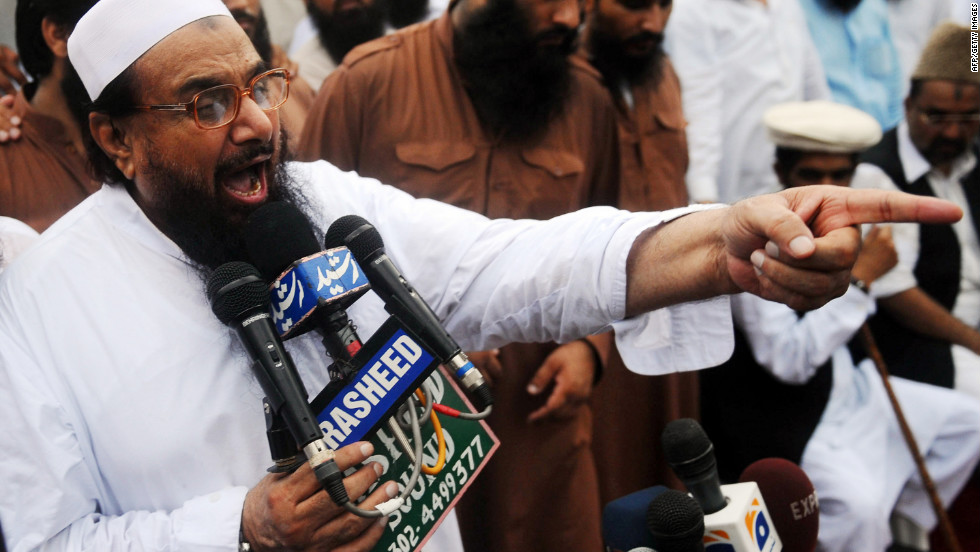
364, 367, 498, 552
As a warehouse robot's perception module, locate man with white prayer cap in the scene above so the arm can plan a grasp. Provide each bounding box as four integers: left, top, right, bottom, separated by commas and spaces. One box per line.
766, 99, 883, 189
701, 100, 980, 552
0, 0, 965, 550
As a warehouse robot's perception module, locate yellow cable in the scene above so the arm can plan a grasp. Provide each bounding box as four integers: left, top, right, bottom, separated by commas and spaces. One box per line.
416, 389, 446, 474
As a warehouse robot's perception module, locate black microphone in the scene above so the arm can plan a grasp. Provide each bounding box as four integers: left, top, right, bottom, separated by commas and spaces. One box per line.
206, 262, 346, 500
646, 489, 706, 552
662, 419, 784, 551
244, 202, 366, 370
325, 215, 493, 410
661, 418, 727, 514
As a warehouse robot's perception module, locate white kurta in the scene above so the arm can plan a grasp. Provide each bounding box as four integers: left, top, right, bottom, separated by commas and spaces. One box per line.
0, 160, 733, 551
0, 216, 38, 272
731, 289, 980, 552
663, 0, 830, 204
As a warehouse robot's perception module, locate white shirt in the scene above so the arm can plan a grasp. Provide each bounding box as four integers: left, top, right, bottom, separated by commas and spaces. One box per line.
856, 123, 980, 326
0, 160, 732, 551
732, 286, 875, 387
664, 0, 830, 204
730, 289, 980, 551
886, 0, 954, 87
0, 216, 39, 272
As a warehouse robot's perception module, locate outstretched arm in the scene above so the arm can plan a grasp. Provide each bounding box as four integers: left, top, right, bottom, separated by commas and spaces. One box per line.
624, 185, 962, 315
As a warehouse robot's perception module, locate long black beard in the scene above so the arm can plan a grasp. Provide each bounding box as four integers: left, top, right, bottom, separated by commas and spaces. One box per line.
824, 0, 863, 13
454, 0, 575, 143
143, 130, 319, 272
384, 0, 430, 28
309, 1, 386, 65
587, 28, 664, 89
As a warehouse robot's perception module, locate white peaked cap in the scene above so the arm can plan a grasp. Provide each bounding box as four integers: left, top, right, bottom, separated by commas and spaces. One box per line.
67, 0, 234, 101
764, 100, 883, 153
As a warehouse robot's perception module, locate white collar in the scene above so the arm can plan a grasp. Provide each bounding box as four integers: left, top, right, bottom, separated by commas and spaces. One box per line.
97, 183, 188, 262
897, 120, 932, 184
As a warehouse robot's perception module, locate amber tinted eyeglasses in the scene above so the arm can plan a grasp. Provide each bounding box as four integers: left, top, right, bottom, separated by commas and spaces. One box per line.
132, 68, 290, 130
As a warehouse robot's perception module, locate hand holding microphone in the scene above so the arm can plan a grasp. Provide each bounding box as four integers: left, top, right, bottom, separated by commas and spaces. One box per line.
240, 440, 395, 551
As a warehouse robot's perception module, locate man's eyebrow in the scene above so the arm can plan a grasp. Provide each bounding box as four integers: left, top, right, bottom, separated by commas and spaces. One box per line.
174, 61, 273, 100
177, 76, 225, 100
250, 61, 272, 79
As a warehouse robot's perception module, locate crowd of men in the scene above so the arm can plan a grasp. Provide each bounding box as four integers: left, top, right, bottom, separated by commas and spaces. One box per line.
0, 0, 977, 551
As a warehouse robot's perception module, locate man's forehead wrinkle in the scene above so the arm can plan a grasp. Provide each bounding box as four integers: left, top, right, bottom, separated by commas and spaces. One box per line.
135, 18, 263, 102
917, 82, 980, 112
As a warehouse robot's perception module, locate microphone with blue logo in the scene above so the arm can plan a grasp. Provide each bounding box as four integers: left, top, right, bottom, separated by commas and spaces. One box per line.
244, 202, 370, 376
662, 419, 783, 552
243, 203, 435, 455
325, 215, 493, 412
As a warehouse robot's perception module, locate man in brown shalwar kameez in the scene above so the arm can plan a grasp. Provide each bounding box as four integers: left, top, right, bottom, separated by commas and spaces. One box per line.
297, 0, 620, 548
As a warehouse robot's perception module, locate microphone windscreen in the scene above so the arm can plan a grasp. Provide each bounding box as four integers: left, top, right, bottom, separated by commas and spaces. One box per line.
739, 458, 819, 552
324, 214, 370, 249
244, 201, 321, 280
327, 215, 384, 260
646, 489, 705, 552
207, 261, 267, 324
661, 418, 715, 478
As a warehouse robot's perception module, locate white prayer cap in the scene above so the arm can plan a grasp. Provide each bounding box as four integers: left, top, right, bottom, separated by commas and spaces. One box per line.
764, 100, 882, 154
67, 0, 234, 101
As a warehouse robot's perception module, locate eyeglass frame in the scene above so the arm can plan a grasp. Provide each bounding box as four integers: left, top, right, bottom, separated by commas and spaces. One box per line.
131, 68, 291, 130
914, 109, 980, 128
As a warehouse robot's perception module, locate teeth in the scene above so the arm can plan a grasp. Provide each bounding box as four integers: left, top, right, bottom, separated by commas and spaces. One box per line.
227, 165, 263, 197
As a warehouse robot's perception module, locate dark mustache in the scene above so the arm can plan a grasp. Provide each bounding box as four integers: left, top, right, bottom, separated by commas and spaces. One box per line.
216, 141, 276, 179
536, 25, 578, 46
623, 31, 663, 49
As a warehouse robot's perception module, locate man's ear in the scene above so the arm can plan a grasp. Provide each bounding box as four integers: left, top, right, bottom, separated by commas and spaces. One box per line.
40, 17, 70, 59
90, 112, 137, 180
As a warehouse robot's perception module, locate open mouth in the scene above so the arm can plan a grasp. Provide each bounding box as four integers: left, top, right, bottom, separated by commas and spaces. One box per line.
220, 157, 270, 204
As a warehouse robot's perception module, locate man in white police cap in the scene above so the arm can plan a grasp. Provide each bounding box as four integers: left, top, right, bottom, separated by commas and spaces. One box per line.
701, 100, 980, 552
0, 0, 964, 550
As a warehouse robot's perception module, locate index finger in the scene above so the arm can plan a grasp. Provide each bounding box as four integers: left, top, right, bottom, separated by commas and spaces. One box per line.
792, 187, 962, 235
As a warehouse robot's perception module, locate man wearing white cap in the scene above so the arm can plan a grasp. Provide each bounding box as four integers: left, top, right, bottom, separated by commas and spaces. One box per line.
700, 100, 980, 552
858, 22, 980, 402
0, 0, 964, 550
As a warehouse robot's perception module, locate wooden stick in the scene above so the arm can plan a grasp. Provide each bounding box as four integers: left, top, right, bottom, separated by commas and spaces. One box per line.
858, 323, 962, 552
